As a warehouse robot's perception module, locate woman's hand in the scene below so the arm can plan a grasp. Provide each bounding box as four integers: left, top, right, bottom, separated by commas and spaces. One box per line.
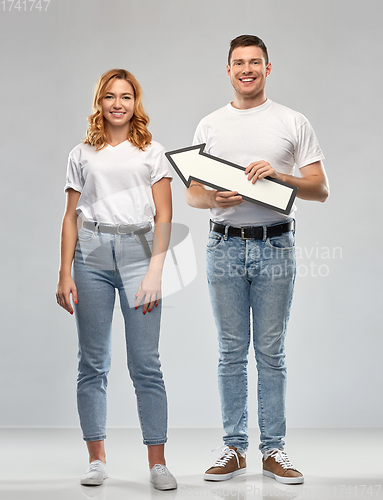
56, 275, 78, 315
135, 270, 161, 314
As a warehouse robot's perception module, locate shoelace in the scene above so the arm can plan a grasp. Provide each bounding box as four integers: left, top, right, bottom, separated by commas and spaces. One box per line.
263, 449, 294, 470
88, 461, 103, 472
211, 446, 240, 468
152, 464, 171, 476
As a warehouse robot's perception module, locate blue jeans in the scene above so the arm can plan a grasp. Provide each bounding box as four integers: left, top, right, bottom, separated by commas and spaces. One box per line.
73, 226, 167, 445
206, 223, 296, 453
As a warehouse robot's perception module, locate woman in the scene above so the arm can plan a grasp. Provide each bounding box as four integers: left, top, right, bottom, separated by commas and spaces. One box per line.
56, 69, 176, 491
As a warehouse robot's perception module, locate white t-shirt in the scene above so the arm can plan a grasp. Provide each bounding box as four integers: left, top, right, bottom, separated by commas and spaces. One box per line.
193, 99, 325, 226
65, 140, 172, 225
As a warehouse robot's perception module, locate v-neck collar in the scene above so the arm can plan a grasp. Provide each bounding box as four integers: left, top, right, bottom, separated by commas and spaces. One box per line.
106, 140, 128, 151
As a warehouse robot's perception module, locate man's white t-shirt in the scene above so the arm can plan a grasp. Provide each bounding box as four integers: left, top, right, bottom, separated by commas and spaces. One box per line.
193, 99, 325, 226
65, 140, 172, 225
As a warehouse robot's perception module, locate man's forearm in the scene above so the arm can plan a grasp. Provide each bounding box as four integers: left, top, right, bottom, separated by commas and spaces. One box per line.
185, 185, 217, 209
278, 173, 329, 202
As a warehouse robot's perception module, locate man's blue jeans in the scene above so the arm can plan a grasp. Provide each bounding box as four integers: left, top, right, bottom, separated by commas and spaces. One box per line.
206, 223, 296, 453
73, 226, 167, 445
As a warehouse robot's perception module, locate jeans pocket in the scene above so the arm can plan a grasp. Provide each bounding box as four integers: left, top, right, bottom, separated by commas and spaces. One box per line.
133, 230, 153, 245
266, 231, 295, 251
77, 227, 95, 242
207, 231, 224, 250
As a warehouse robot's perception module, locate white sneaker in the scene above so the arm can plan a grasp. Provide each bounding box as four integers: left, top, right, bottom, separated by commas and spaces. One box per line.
81, 460, 108, 486
150, 464, 177, 490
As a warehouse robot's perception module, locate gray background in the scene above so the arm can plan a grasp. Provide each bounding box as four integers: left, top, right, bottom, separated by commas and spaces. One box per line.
1, 0, 382, 431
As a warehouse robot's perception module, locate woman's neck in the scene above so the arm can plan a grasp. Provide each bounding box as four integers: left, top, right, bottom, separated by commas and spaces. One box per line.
106, 124, 129, 147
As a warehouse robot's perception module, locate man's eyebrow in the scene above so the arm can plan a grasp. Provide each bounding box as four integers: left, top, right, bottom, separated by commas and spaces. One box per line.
232, 58, 263, 63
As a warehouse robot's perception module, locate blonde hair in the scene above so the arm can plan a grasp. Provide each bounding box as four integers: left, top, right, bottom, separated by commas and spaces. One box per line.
84, 69, 152, 151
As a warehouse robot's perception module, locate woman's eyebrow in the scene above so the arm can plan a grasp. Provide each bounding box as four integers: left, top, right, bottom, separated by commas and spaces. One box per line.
105, 92, 134, 96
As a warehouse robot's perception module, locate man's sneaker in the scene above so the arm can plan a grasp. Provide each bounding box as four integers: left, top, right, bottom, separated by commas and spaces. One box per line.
263, 449, 304, 484
204, 446, 246, 481
81, 460, 108, 486
150, 464, 177, 490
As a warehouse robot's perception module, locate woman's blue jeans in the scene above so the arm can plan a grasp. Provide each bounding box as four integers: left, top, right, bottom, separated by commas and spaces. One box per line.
206, 225, 296, 453
73, 226, 167, 445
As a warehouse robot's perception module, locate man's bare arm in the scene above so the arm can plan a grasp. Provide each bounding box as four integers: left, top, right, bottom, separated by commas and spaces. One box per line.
291, 161, 329, 201
244, 160, 329, 202
185, 181, 243, 209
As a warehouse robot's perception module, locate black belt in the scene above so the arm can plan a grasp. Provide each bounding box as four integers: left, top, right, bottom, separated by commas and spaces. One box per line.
210, 220, 294, 240
82, 221, 152, 258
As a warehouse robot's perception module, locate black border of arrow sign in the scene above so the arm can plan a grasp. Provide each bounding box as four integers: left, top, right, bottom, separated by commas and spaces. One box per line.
165, 144, 298, 215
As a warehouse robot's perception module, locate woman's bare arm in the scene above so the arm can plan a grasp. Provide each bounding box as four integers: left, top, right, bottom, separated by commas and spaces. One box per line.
56, 188, 81, 314
135, 177, 172, 313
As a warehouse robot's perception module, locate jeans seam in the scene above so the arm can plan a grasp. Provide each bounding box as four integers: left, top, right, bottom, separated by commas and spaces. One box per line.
126, 346, 146, 442
257, 372, 265, 438
83, 434, 107, 442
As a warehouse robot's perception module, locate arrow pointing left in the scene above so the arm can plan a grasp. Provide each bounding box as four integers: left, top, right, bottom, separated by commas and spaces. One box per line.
165, 144, 297, 215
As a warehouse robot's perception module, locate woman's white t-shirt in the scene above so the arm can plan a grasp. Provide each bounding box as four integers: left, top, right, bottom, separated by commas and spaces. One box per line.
65, 140, 172, 225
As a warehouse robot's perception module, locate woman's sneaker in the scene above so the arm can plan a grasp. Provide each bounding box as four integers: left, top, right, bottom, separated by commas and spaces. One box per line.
262, 449, 304, 484
81, 460, 108, 486
204, 446, 246, 481
150, 464, 177, 490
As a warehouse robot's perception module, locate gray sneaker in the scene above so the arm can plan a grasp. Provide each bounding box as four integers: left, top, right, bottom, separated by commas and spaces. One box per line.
81, 460, 108, 486
150, 464, 177, 490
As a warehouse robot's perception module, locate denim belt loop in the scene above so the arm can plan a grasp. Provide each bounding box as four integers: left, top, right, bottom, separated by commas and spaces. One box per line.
262, 225, 267, 241
224, 225, 229, 241
94, 222, 100, 234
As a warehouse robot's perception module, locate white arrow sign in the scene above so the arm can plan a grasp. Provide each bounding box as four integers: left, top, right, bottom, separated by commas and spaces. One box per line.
165, 144, 298, 215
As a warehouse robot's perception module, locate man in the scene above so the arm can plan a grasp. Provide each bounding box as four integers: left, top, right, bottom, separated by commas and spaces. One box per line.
185, 35, 329, 484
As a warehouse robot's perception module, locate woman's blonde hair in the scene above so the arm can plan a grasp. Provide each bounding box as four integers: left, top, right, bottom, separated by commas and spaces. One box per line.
84, 69, 152, 151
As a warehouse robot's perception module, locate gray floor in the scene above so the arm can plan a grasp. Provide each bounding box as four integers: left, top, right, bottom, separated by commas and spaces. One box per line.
1, 428, 382, 499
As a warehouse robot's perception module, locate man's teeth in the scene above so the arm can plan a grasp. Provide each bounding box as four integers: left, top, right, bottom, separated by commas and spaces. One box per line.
241, 78, 254, 82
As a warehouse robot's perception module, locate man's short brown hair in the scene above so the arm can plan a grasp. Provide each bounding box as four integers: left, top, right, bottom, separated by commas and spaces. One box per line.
228, 35, 269, 65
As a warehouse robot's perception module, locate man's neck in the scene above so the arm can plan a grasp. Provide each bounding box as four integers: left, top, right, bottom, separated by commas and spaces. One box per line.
231, 91, 267, 110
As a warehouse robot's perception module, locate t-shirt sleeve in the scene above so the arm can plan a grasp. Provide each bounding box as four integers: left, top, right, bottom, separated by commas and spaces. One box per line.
192, 120, 205, 146
294, 120, 325, 169
192, 120, 215, 190
64, 154, 83, 193
150, 148, 173, 186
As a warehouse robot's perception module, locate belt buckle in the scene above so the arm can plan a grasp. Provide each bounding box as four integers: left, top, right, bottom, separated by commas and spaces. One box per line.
117, 224, 130, 234
240, 227, 252, 240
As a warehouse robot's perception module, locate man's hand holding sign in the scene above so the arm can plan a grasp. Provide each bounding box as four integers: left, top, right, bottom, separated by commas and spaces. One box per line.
165, 144, 298, 215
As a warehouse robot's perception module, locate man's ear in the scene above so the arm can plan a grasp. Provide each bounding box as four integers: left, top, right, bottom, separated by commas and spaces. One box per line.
226, 64, 231, 78
266, 62, 272, 77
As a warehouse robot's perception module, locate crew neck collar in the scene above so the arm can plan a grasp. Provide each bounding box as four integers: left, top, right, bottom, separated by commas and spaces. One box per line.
227, 98, 272, 114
